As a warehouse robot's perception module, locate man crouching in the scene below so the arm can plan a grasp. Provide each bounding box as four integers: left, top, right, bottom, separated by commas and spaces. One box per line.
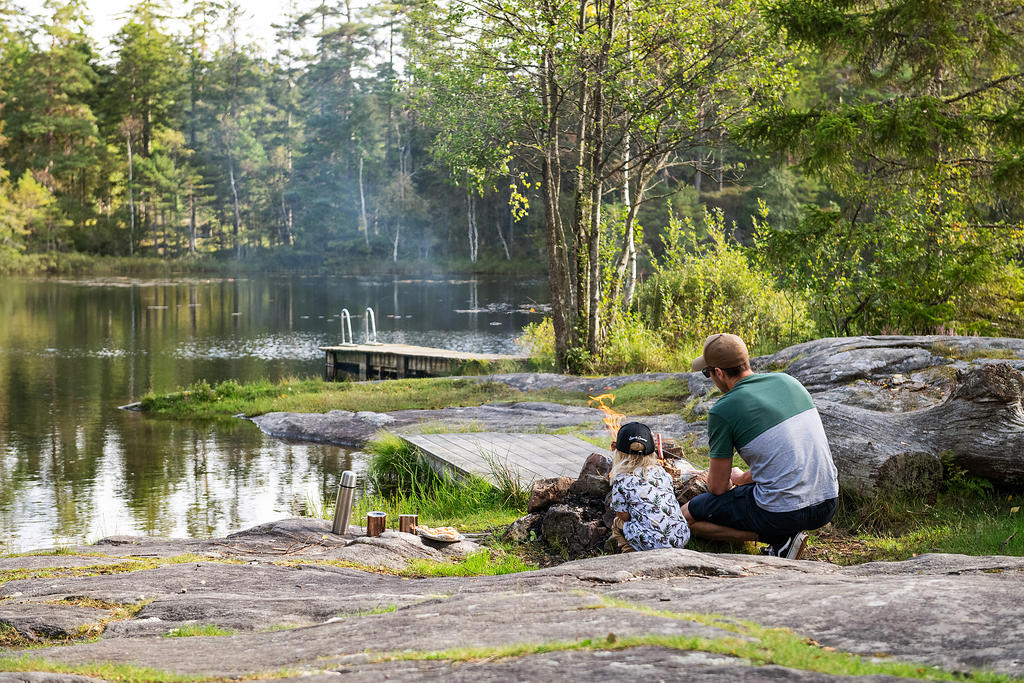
682, 333, 839, 559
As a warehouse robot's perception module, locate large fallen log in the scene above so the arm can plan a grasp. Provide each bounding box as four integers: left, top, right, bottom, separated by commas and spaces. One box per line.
819, 363, 1024, 498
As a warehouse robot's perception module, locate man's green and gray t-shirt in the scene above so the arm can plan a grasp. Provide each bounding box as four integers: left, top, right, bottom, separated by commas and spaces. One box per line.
708, 373, 838, 512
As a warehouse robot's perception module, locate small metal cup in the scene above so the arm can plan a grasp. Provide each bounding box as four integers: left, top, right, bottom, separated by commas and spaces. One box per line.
399, 514, 418, 534
366, 511, 386, 537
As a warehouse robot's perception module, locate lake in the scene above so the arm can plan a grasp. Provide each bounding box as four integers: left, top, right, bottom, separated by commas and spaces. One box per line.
0, 274, 547, 552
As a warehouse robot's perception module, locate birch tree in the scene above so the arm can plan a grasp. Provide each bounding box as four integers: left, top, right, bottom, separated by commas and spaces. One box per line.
409, 0, 794, 370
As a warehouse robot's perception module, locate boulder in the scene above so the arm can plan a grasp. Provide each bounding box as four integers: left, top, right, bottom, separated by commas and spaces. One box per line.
503, 513, 543, 542
527, 477, 574, 513
578, 452, 612, 478
5, 526, 1024, 680
568, 474, 611, 501
819, 363, 1024, 496
674, 472, 711, 507
540, 504, 610, 555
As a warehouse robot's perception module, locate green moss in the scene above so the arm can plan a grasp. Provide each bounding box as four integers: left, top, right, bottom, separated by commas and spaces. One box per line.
762, 353, 804, 372
375, 598, 1018, 682
930, 342, 1018, 361
0, 655, 220, 682
164, 625, 238, 638
402, 550, 538, 577
0, 555, 241, 590
333, 604, 400, 618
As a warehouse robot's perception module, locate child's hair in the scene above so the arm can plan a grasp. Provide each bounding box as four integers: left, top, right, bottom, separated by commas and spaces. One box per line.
610, 449, 660, 481
610, 421, 658, 480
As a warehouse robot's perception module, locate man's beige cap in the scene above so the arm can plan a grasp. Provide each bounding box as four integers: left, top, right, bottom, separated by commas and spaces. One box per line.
691, 333, 749, 371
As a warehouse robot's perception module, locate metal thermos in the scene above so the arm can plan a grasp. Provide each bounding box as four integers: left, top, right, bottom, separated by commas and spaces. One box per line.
332, 471, 357, 535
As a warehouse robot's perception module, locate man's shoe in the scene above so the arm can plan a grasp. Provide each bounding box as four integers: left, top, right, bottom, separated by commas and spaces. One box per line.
767, 531, 808, 560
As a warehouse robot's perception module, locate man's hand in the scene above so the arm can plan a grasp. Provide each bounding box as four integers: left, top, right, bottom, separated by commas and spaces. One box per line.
730, 467, 752, 487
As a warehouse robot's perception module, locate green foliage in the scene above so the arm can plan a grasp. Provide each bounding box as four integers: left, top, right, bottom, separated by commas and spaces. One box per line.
0, 167, 68, 258
516, 318, 557, 371
748, 1, 1024, 336
409, 0, 800, 368
595, 313, 684, 375
637, 208, 815, 355
753, 168, 1024, 335
948, 263, 1024, 337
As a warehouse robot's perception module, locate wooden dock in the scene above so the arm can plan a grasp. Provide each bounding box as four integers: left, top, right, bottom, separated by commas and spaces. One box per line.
399, 432, 600, 484
321, 343, 527, 380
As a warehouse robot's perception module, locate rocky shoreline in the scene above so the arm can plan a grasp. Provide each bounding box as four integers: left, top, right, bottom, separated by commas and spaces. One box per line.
250, 334, 1024, 449
6, 335, 1024, 680
1, 520, 1022, 680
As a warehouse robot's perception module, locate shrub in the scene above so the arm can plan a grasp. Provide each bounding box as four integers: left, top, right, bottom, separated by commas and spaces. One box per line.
594, 311, 689, 374
516, 318, 556, 371
636, 208, 814, 355
948, 262, 1024, 337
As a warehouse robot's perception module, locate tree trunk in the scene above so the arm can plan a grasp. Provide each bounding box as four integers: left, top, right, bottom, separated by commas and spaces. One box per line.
466, 193, 478, 263
495, 218, 511, 260
188, 184, 196, 255
392, 221, 400, 262
539, 25, 570, 371
127, 135, 135, 256
818, 364, 1024, 498
359, 155, 369, 248
229, 158, 241, 258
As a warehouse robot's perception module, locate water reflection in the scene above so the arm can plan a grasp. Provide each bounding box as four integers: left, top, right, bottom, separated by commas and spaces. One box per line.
0, 275, 545, 551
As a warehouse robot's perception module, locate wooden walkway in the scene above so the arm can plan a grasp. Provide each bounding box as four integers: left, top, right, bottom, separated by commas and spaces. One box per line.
399, 432, 600, 485
321, 343, 527, 380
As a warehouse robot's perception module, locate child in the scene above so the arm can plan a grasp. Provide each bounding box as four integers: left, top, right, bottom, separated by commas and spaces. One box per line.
609, 422, 691, 552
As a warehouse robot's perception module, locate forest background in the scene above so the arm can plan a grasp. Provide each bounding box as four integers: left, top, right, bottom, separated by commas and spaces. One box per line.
1, 0, 1021, 373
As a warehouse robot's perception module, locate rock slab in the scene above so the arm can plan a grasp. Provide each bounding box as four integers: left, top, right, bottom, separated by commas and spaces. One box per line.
3, 528, 1023, 681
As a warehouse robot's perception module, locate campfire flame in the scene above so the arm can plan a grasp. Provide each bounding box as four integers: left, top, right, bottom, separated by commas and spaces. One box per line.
589, 393, 671, 471
588, 392, 623, 441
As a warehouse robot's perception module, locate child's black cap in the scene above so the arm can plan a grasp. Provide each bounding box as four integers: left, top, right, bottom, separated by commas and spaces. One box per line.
615, 422, 655, 455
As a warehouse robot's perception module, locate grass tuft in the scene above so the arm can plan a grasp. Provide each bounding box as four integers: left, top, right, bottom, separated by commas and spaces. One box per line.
302, 434, 528, 533
333, 604, 400, 618
163, 625, 238, 638
403, 550, 538, 577
0, 555, 241, 590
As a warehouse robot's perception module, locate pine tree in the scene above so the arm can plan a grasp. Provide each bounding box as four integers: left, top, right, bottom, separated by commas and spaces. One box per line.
1, 0, 100, 241
748, 0, 1024, 334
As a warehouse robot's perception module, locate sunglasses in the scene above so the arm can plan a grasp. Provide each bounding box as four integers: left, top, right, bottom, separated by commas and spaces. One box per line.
701, 367, 715, 378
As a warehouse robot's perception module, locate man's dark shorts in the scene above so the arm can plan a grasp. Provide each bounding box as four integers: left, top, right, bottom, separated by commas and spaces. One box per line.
687, 485, 837, 545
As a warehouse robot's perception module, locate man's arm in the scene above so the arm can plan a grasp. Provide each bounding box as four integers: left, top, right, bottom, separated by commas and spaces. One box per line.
706, 411, 737, 496
707, 457, 733, 495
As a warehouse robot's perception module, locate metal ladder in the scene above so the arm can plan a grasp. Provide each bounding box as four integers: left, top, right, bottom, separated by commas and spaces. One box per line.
339, 307, 380, 345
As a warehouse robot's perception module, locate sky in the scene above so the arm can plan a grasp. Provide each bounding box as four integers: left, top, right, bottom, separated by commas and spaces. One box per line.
19, 0, 290, 57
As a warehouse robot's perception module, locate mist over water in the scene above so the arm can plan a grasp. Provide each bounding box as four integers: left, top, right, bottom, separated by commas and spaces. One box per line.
0, 275, 546, 552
